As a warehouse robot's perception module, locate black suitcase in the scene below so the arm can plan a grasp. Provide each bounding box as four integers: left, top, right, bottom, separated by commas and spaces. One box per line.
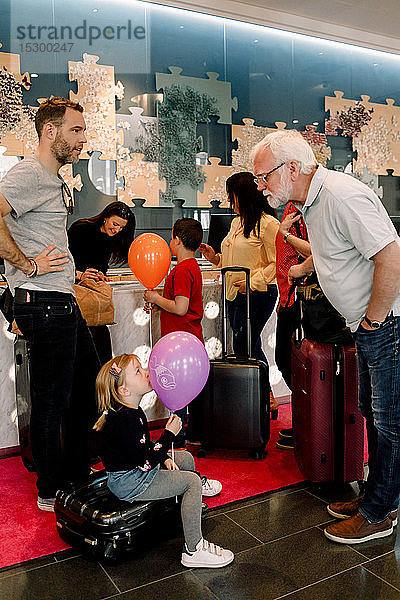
55, 470, 181, 561
14, 335, 35, 471
195, 267, 270, 459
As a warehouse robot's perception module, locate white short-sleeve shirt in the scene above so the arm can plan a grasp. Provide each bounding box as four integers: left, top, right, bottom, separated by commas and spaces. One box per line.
301, 165, 400, 332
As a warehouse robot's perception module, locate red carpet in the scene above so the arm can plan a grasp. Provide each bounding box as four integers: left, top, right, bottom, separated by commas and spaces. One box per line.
191, 403, 303, 509
0, 457, 68, 568
0, 404, 366, 569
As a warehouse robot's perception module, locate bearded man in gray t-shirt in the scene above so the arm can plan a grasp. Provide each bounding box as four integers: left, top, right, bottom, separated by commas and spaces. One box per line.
0, 97, 100, 511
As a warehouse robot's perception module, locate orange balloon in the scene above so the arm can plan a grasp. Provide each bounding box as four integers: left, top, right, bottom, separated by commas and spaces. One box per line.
128, 233, 171, 289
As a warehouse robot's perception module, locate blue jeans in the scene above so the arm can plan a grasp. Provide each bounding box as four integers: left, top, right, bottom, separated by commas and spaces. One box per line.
108, 464, 160, 502
354, 316, 400, 522
227, 285, 278, 369
14, 290, 100, 498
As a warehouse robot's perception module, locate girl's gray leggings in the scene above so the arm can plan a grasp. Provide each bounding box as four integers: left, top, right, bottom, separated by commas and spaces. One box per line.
134, 449, 202, 551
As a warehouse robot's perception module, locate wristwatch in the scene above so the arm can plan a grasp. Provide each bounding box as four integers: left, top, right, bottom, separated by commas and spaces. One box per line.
363, 315, 384, 329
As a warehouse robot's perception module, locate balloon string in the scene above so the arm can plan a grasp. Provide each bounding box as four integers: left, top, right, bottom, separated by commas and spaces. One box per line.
170, 416, 178, 504
149, 303, 153, 348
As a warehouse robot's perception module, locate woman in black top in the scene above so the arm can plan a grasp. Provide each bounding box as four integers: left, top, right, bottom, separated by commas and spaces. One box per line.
68, 201, 135, 363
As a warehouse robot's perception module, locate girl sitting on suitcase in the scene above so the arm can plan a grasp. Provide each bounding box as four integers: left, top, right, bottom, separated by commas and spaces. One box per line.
93, 353, 234, 569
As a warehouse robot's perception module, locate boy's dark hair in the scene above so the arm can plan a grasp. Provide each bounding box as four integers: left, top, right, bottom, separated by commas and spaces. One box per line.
173, 218, 203, 251
35, 97, 84, 138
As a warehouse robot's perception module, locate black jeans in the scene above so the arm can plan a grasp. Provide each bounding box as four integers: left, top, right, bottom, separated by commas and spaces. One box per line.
227, 285, 278, 392
13, 289, 100, 498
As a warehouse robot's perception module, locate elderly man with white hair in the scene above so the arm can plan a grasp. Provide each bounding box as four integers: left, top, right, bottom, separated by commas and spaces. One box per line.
252, 130, 400, 545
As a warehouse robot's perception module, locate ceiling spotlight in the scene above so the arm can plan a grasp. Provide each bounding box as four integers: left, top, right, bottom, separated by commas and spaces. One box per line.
312, 121, 319, 125
31, 73, 39, 78
292, 119, 299, 124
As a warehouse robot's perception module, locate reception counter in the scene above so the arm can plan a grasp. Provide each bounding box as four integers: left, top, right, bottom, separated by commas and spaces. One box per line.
0, 277, 289, 453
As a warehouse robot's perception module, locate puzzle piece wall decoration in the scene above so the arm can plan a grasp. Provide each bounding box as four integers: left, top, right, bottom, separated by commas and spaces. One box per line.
0, 48, 30, 86
300, 125, 331, 166
350, 166, 383, 199
232, 119, 332, 171
59, 164, 83, 206
0, 47, 37, 156
325, 92, 373, 137
115, 106, 165, 205
156, 83, 218, 203
231, 118, 274, 173
69, 53, 124, 161
325, 91, 400, 175
116, 106, 159, 162
197, 157, 234, 207
116, 152, 166, 207
156, 67, 237, 125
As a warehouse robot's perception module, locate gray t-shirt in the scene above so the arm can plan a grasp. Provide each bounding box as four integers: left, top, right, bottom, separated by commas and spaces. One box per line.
0, 155, 75, 294
302, 165, 400, 332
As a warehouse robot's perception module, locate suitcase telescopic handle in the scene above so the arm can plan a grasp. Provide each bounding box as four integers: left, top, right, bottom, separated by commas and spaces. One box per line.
294, 287, 305, 349
220, 266, 251, 359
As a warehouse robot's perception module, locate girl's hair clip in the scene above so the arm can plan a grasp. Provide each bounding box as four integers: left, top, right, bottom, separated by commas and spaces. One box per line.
110, 362, 122, 381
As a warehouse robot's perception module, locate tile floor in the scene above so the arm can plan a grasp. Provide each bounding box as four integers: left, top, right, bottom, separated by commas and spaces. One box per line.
1, 481, 399, 600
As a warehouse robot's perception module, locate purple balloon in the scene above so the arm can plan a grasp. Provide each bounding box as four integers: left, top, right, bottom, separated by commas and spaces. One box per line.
148, 331, 210, 412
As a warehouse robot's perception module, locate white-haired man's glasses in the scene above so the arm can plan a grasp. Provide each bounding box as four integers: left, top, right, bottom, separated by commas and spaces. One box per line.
253, 162, 286, 186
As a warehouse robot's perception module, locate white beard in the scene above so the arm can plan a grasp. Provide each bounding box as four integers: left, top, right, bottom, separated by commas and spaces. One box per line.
265, 168, 293, 209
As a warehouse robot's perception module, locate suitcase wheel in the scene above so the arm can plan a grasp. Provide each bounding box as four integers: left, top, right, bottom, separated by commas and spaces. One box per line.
197, 448, 206, 459
103, 541, 120, 563
249, 448, 266, 460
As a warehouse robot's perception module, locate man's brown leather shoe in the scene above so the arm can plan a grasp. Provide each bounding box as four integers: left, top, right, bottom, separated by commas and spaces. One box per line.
324, 511, 393, 544
327, 497, 363, 520
327, 498, 398, 526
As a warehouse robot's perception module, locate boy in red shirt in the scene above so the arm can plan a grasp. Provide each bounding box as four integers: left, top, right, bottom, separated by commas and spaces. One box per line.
145, 218, 204, 344
144, 219, 221, 496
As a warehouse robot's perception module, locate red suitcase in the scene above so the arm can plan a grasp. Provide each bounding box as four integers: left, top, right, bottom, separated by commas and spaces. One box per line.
291, 337, 364, 483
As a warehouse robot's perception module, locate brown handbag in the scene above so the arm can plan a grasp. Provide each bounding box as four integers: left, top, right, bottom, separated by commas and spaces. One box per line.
74, 279, 114, 327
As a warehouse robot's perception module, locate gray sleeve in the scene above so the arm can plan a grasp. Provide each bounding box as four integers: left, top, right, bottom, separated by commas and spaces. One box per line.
335, 193, 397, 260
0, 162, 41, 218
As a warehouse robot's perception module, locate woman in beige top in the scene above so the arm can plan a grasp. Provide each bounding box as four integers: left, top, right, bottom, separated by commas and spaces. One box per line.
199, 172, 280, 415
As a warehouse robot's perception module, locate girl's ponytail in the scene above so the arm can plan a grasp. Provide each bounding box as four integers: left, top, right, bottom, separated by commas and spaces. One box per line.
93, 410, 108, 432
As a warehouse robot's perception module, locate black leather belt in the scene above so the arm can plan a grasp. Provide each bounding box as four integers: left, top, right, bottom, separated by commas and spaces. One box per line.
14, 288, 73, 304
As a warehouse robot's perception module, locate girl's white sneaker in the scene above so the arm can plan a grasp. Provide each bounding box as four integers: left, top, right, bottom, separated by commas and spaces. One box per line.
201, 476, 222, 497
181, 538, 234, 568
